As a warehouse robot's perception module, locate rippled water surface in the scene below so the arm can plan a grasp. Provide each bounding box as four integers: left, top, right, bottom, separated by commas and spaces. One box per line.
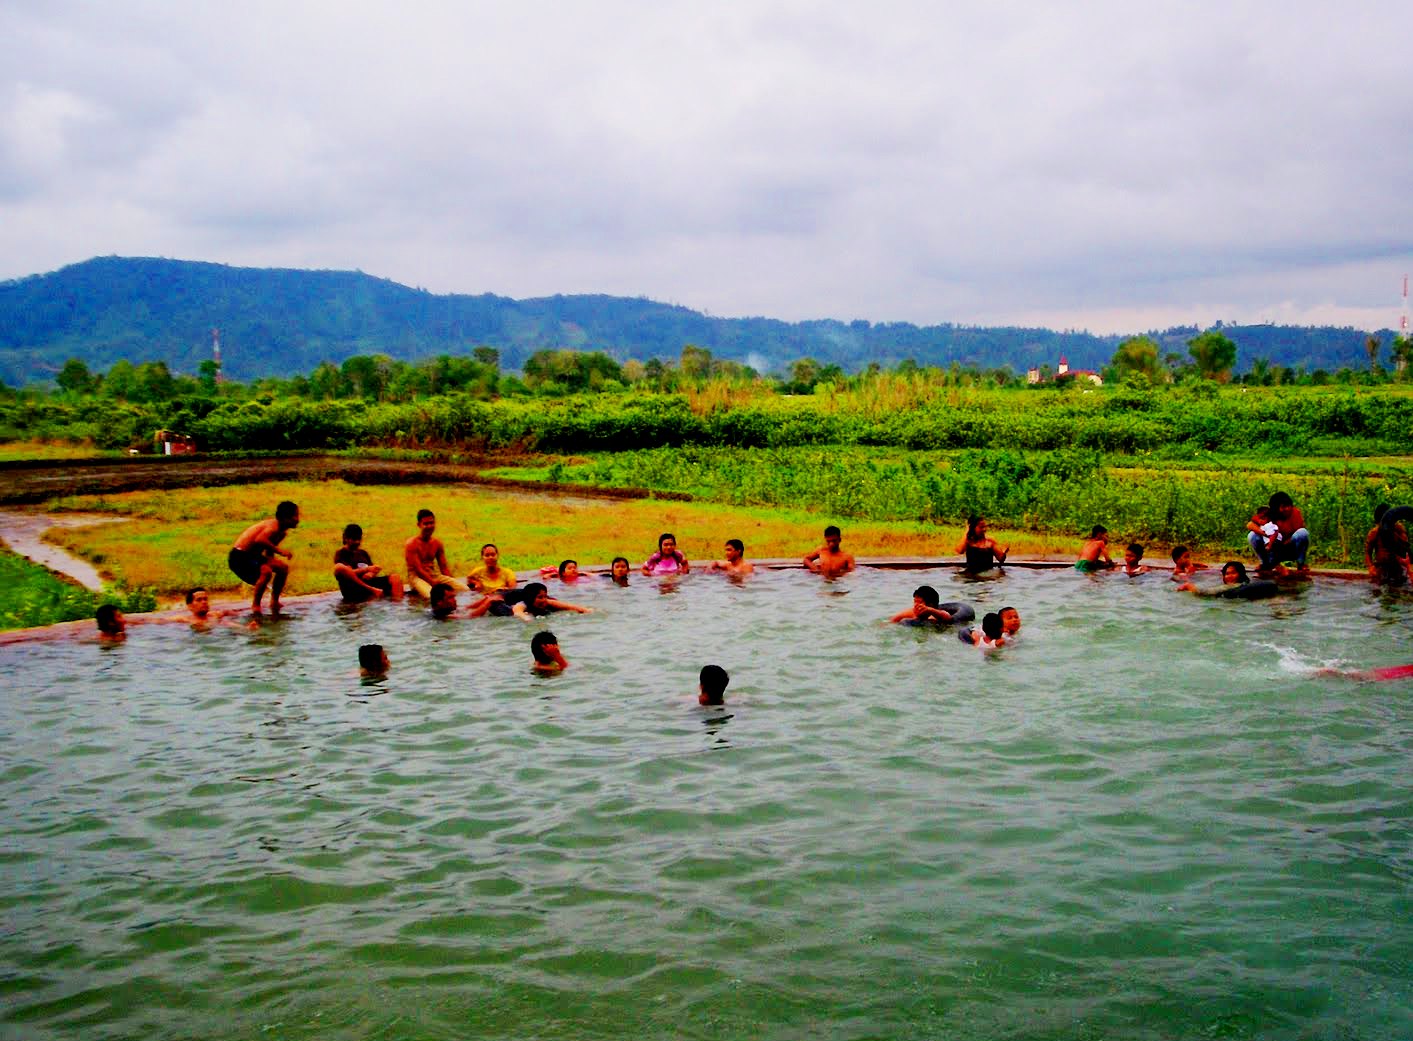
3, 567, 1412, 1040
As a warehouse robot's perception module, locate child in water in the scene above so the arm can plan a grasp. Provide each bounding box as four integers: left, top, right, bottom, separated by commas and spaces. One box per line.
1170, 545, 1208, 582
709, 539, 756, 577
804, 525, 855, 578
642, 533, 690, 575
358, 644, 390, 677
959, 611, 1008, 648
95, 604, 126, 641
698, 664, 730, 706
531, 631, 568, 673
609, 556, 631, 586
889, 585, 969, 626
1122, 543, 1149, 575
1074, 526, 1114, 572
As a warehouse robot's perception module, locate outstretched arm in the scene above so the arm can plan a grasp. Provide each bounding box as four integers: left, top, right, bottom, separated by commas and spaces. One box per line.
546, 597, 592, 614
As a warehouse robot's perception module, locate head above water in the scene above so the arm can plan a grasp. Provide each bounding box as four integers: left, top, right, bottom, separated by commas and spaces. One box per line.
980, 612, 1004, 641
558, 560, 578, 580
430, 582, 457, 616
530, 631, 559, 664
185, 588, 210, 617
999, 606, 1021, 635
724, 539, 744, 561
699, 664, 730, 704
275, 501, 300, 528
1221, 561, 1250, 584
1171, 545, 1190, 565
912, 585, 940, 608
522, 582, 550, 609
1125, 543, 1144, 563
95, 604, 124, 635
610, 556, 630, 579
358, 644, 388, 673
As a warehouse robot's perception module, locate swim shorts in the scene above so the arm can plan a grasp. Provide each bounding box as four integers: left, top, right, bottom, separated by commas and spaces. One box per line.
338, 573, 393, 603
228, 547, 265, 585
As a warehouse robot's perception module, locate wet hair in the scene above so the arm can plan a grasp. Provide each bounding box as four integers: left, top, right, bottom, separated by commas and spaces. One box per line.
1222, 560, 1250, 584
980, 612, 1003, 640
912, 585, 940, 608
558, 559, 577, 578
1126, 543, 1144, 559
342, 523, 363, 541
429, 583, 455, 614
358, 644, 385, 672
417, 508, 434, 523
1171, 545, 1189, 563
999, 605, 1018, 617
965, 515, 984, 542
1268, 491, 1293, 511
481, 543, 498, 554
824, 525, 841, 538
522, 582, 548, 605
530, 631, 558, 664
699, 664, 730, 704
657, 532, 676, 550
95, 604, 122, 633
611, 556, 630, 570
1088, 525, 1108, 538
1374, 503, 1390, 523
185, 587, 206, 604
725, 539, 744, 554
275, 500, 299, 524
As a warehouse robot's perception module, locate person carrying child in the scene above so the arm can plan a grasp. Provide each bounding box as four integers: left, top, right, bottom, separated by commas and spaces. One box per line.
1246, 491, 1310, 575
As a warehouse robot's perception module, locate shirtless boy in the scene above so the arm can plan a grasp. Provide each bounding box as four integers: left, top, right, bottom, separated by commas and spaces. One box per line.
404, 509, 467, 599
710, 539, 756, 577
229, 500, 300, 612
1074, 526, 1114, 572
804, 525, 855, 578
1169, 545, 1208, 582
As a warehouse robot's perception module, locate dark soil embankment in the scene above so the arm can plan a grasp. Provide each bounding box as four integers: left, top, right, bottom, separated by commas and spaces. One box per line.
0, 454, 692, 506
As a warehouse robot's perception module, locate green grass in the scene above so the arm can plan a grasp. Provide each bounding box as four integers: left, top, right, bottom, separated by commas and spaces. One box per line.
0, 542, 156, 631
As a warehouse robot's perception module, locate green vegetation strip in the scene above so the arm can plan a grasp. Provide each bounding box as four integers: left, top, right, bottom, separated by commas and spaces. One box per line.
0, 543, 155, 631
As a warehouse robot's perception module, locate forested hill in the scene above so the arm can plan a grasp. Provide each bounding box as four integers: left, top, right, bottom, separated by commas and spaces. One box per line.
0, 256, 1394, 384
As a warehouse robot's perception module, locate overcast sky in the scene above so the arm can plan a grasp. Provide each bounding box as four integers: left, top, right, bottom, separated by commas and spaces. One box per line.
2, 2, 1410, 334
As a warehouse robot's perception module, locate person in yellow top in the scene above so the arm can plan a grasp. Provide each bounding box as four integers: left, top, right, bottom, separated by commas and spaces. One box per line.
467, 542, 517, 593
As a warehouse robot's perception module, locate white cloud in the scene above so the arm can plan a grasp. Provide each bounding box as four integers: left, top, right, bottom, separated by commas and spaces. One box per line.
2, 1, 1411, 334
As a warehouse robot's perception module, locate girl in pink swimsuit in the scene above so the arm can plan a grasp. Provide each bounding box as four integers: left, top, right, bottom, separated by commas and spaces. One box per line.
642, 532, 690, 575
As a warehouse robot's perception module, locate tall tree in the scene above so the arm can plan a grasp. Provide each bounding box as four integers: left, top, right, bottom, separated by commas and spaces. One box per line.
1109, 336, 1165, 381
1187, 331, 1237, 382
56, 358, 95, 394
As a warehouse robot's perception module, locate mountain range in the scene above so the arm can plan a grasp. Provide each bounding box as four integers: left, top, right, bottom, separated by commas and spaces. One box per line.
0, 256, 1397, 385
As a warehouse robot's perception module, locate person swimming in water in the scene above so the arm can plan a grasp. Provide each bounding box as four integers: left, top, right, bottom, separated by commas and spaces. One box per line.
531, 631, 568, 673
95, 603, 126, 641
958, 611, 1010, 649
609, 556, 631, 587
804, 525, 855, 578
889, 585, 970, 627
1177, 560, 1282, 599
358, 644, 390, 677
1074, 526, 1114, 572
698, 664, 730, 706
1121, 543, 1149, 575
1170, 545, 1208, 582
956, 515, 1008, 574
642, 533, 690, 576
469, 582, 591, 619
709, 539, 756, 577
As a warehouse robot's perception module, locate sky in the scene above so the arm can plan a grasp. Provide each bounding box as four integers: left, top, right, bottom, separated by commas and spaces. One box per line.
2, 1, 1411, 335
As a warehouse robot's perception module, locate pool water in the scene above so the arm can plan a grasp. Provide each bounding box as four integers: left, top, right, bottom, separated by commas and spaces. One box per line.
3, 567, 1412, 1040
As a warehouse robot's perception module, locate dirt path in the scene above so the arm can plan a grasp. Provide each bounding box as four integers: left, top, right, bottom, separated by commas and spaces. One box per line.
0, 510, 126, 590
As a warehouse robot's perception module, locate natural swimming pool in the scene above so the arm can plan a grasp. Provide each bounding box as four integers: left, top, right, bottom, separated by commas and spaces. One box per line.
3, 567, 1411, 1040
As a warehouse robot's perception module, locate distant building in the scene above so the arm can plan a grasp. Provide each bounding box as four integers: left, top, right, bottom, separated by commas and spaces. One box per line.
1028, 354, 1102, 386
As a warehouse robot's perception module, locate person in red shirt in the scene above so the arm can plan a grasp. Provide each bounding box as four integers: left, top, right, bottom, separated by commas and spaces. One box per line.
1246, 491, 1310, 574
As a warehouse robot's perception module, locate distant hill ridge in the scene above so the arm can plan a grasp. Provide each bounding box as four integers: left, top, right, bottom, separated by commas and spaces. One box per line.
0, 256, 1394, 385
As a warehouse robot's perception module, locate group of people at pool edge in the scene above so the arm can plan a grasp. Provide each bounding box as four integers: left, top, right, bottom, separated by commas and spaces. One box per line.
90, 491, 1412, 689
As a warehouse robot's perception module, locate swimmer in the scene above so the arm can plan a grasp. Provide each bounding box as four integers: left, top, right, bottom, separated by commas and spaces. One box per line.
95, 604, 126, 641
699, 664, 730, 706
531, 631, 568, 673
1365, 504, 1411, 587
467, 543, 516, 593
334, 523, 405, 603
804, 525, 855, 578
1315, 662, 1413, 682
229, 499, 299, 612
642, 533, 690, 576
1177, 560, 1281, 600
889, 585, 964, 626
429, 582, 460, 619
709, 539, 756, 577
404, 509, 468, 599
1074, 526, 1114, 572
956, 515, 1008, 573
1122, 543, 1149, 575
609, 556, 631, 587
1170, 545, 1208, 582
959, 611, 1009, 649
468, 582, 591, 619
358, 643, 390, 677
998, 605, 1021, 638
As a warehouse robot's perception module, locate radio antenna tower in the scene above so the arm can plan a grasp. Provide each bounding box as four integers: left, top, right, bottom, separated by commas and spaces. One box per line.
211, 327, 224, 383
1402, 275, 1409, 340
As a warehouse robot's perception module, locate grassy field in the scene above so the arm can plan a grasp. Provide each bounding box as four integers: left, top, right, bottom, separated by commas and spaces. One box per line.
0, 440, 118, 463
0, 541, 155, 630
40, 480, 1074, 600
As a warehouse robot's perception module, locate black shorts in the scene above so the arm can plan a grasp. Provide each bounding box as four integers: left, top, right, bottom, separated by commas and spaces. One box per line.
339, 573, 393, 603
228, 547, 265, 585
